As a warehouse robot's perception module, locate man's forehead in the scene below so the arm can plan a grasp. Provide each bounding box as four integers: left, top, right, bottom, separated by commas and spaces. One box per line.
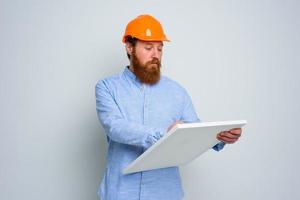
139, 41, 164, 46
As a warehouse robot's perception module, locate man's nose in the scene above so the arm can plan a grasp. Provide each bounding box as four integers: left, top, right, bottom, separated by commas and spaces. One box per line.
151, 49, 160, 59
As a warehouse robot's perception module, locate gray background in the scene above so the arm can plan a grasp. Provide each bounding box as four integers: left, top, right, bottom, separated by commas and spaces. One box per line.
1, 0, 299, 199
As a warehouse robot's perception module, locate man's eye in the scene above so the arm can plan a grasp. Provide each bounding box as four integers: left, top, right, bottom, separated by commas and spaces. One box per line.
145, 47, 152, 50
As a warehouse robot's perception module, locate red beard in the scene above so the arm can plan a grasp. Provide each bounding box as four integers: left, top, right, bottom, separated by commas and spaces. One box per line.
131, 50, 161, 85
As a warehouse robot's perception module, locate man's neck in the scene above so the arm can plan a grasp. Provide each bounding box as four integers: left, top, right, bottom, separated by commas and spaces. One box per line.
129, 65, 134, 73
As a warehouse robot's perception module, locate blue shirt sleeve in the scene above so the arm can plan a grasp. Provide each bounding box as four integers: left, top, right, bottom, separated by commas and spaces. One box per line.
95, 80, 165, 148
212, 141, 226, 151
179, 88, 200, 123
180, 88, 226, 152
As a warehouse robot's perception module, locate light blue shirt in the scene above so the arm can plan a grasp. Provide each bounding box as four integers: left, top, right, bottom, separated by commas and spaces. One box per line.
95, 66, 225, 200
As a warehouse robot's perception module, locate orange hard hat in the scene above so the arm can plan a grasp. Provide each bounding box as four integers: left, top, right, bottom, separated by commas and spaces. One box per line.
122, 14, 170, 43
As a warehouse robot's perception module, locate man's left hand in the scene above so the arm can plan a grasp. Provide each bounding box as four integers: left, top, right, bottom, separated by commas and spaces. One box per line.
217, 128, 242, 144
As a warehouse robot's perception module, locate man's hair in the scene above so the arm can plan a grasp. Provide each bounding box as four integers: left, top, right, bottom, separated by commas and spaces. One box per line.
125, 36, 138, 59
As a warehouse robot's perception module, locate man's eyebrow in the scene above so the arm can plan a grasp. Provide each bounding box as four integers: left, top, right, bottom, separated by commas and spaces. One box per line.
144, 42, 164, 46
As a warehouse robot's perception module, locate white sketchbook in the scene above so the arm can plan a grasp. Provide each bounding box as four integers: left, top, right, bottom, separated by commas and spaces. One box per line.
123, 120, 247, 174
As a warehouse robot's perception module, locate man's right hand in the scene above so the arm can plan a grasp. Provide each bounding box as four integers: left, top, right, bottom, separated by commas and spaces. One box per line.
167, 121, 183, 132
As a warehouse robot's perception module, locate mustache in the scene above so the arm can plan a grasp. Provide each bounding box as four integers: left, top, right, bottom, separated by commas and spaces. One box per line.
147, 58, 160, 66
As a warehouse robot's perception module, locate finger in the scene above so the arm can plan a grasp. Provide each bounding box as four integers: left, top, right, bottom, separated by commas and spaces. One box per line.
168, 121, 183, 132
229, 128, 242, 135
220, 131, 240, 139
217, 135, 238, 144
217, 137, 236, 144
218, 132, 240, 140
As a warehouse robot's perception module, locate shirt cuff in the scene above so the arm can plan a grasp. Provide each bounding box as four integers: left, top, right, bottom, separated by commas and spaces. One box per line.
145, 128, 165, 148
212, 141, 226, 151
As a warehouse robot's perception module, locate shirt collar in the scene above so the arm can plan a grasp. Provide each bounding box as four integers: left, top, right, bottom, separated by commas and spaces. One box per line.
123, 66, 143, 88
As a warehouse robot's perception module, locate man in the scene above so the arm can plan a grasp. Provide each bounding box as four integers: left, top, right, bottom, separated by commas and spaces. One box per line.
95, 14, 242, 200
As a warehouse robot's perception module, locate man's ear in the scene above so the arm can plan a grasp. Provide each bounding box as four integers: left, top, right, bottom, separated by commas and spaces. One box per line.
125, 43, 133, 56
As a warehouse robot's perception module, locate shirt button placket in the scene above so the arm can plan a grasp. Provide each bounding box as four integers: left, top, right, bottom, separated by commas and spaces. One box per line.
140, 172, 145, 200
143, 85, 148, 125
141, 85, 147, 200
